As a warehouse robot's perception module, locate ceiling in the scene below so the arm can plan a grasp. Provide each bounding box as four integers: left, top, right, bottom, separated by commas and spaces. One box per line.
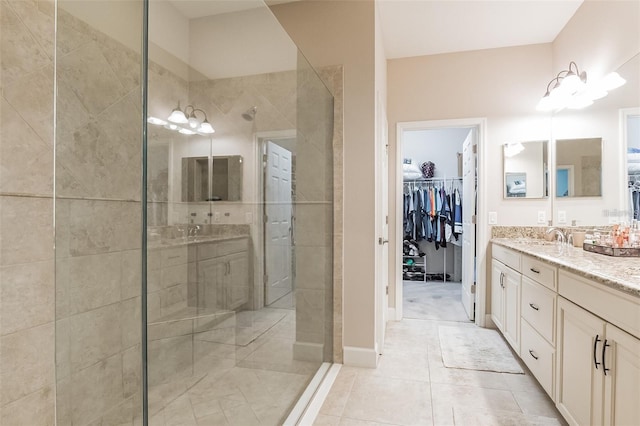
378, 0, 583, 59
166, 0, 583, 60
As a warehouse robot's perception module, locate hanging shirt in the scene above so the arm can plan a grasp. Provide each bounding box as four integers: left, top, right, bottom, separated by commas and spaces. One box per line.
453, 188, 463, 237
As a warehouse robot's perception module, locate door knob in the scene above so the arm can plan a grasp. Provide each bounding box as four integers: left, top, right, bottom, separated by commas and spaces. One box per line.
378, 237, 389, 245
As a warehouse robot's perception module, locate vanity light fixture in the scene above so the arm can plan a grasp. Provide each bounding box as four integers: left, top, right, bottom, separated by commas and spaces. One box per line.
147, 102, 216, 135
536, 62, 626, 112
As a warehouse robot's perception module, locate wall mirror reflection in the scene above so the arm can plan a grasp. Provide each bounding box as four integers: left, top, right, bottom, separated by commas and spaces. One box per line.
503, 140, 548, 199
555, 137, 602, 197
181, 155, 243, 202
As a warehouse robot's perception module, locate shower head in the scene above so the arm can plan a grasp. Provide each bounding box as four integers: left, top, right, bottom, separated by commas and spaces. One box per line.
242, 106, 257, 121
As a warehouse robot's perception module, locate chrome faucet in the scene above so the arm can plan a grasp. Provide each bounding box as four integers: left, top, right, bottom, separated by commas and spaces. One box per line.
546, 227, 566, 244
188, 225, 201, 237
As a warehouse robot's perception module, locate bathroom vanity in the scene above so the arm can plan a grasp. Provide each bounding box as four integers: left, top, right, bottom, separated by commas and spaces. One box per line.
490, 239, 640, 426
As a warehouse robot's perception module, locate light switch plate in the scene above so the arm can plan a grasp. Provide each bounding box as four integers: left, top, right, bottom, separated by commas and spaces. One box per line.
488, 211, 498, 225
558, 210, 567, 224
537, 211, 546, 224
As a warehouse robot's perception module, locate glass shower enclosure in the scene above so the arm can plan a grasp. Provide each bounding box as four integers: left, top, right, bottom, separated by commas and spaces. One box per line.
54, 0, 334, 424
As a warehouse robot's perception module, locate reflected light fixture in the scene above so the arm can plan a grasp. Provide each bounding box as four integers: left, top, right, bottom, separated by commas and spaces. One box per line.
537, 61, 626, 112
504, 142, 525, 158
147, 102, 215, 135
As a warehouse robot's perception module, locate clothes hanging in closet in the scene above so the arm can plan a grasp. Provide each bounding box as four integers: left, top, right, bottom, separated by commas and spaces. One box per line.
403, 181, 462, 249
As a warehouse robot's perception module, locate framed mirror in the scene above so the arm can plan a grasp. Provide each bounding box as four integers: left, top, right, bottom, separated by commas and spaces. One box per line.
503, 140, 549, 199
182, 155, 243, 202
555, 137, 602, 198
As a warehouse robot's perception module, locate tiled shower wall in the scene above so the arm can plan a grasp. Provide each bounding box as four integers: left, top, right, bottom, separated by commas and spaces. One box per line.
1, 0, 56, 424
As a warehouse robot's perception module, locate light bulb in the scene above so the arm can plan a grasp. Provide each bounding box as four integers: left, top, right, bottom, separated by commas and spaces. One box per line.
188, 116, 198, 128
147, 116, 167, 125
198, 121, 215, 134
168, 108, 188, 123
179, 128, 196, 135
558, 73, 583, 95
600, 72, 626, 91
164, 123, 178, 130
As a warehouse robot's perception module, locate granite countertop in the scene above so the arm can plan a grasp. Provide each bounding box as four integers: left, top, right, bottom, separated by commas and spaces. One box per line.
491, 238, 640, 299
148, 234, 250, 249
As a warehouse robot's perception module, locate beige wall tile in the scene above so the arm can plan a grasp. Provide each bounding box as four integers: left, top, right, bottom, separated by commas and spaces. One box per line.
122, 345, 142, 400
0, 260, 54, 335
3, 63, 54, 146
0, 196, 53, 266
0, 1, 51, 87
58, 252, 122, 316
57, 41, 126, 116
296, 288, 325, 338
69, 303, 122, 371
7, 0, 55, 59
0, 385, 55, 426
0, 322, 54, 405
295, 203, 332, 247
295, 245, 331, 290
121, 296, 142, 350
0, 97, 54, 196
148, 335, 193, 386
122, 249, 142, 300
57, 199, 140, 258
70, 353, 124, 425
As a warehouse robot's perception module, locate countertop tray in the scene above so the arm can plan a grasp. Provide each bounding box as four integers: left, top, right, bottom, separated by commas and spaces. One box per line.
583, 242, 640, 257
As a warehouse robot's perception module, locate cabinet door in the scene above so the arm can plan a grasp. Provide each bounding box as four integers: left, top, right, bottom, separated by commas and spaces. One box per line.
603, 324, 640, 426
198, 257, 226, 310
491, 259, 505, 331
225, 252, 249, 311
502, 267, 521, 352
556, 297, 606, 426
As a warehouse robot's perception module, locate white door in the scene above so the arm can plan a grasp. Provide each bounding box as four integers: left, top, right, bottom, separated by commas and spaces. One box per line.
264, 141, 293, 305
461, 130, 476, 320
376, 97, 389, 355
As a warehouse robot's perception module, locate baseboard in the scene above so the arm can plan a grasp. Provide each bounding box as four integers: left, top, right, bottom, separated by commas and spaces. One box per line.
293, 341, 324, 362
485, 314, 497, 329
343, 346, 378, 368
388, 307, 397, 322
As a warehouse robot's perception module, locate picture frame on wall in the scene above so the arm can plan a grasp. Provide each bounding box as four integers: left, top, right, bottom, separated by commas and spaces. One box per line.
505, 172, 527, 198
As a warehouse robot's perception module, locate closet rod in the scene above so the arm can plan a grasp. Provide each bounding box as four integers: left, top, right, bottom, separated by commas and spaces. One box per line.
404, 177, 463, 182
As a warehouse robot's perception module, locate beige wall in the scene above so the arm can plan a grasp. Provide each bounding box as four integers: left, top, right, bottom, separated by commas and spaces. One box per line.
270, 0, 378, 355
387, 43, 553, 314
1, 0, 56, 422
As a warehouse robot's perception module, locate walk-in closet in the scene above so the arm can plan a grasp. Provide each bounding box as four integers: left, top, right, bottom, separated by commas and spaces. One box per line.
401, 126, 476, 322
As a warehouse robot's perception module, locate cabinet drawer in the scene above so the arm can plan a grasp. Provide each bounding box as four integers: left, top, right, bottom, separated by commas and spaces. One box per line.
493, 244, 521, 271
198, 243, 218, 260
217, 238, 249, 257
522, 255, 556, 290
161, 246, 189, 267
521, 276, 556, 344
559, 270, 640, 339
521, 319, 555, 400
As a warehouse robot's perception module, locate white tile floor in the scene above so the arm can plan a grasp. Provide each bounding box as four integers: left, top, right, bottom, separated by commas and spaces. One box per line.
314, 282, 567, 426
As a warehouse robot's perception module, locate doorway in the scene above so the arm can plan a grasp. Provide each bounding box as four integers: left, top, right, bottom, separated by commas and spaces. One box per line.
261, 137, 296, 308
395, 119, 484, 324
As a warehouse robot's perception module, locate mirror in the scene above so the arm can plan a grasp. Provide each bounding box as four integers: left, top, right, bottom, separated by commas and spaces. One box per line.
555, 138, 602, 197
181, 155, 243, 202
503, 140, 549, 199
551, 54, 640, 225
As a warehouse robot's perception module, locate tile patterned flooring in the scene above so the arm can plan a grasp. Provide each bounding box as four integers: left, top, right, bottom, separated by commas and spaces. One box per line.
148, 305, 320, 426
314, 281, 567, 426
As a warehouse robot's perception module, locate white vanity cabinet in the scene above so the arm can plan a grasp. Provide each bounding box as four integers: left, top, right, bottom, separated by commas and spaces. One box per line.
556, 270, 640, 426
197, 237, 251, 311
491, 245, 521, 352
